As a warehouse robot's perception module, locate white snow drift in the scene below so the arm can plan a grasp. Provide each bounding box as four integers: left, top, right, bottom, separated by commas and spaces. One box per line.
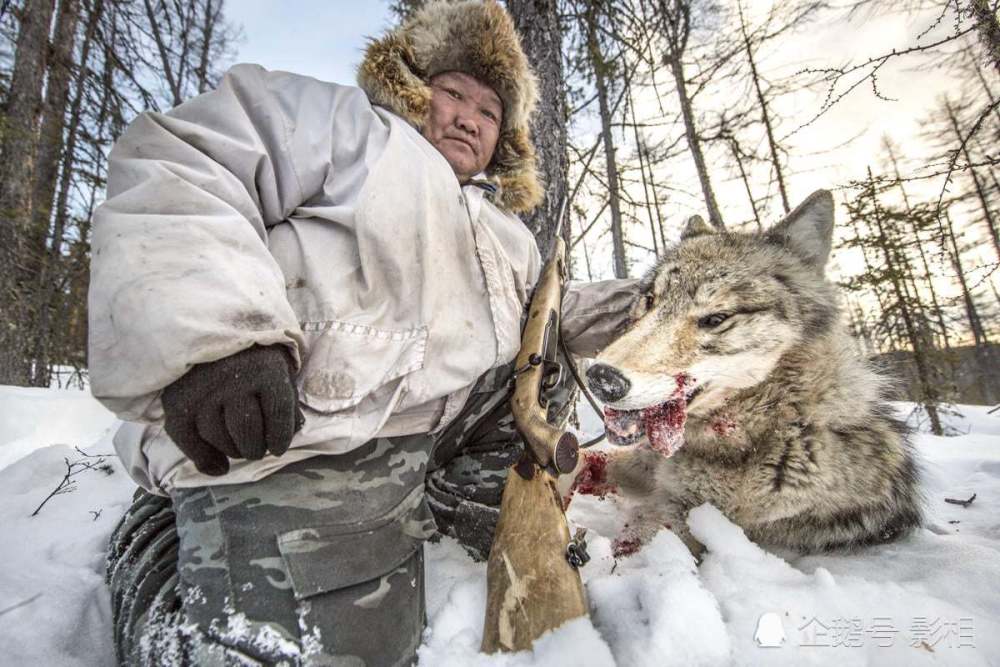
0, 388, 997, 666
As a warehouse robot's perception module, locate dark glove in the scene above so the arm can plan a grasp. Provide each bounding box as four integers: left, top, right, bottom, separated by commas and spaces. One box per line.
162, 345, 305, 476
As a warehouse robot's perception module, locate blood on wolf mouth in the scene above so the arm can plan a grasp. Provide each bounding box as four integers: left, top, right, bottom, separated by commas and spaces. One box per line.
603, 373, 697, 457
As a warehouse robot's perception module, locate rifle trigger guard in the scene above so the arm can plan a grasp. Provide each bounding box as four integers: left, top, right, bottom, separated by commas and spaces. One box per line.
566, 528, 590, 569
540, 359, 563, 392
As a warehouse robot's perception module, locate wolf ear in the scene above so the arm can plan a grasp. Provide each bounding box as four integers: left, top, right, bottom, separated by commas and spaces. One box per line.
680, 215, 714, 241
766, 190, 835, 272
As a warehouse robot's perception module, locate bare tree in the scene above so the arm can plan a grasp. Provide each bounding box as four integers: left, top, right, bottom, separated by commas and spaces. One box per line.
0, 0, 57, 384
794, 2, 998, 203
29, 0, 79, 274
0, 0, 238, 385
882, 137, 953, 351
627, 93, 668, 253
943, 97, 1000, 262
508, 0, 569, 259
29, 0, 97, 386
943, 207, 998, 402
850, 168, 946, 434
651, 0, 725, 229
579, 0, 628, 277
735, 0, 790, 213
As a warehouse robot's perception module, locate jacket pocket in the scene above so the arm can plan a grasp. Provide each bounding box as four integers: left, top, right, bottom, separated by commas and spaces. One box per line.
275, 486, 433, 599
297, 320, 427, 413
275, 492, 431, 665
277, 517, 420, 600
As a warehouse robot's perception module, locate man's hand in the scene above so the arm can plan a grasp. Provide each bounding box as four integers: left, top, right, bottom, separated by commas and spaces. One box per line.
162, 345, 304, 476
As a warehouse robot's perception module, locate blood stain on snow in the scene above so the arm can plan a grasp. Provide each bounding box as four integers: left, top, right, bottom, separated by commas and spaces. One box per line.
611, 534, 642, 558
566, 451, 617, 508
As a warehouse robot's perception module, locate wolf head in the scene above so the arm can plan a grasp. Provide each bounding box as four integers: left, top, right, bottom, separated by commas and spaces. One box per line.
588, 190, 839, 445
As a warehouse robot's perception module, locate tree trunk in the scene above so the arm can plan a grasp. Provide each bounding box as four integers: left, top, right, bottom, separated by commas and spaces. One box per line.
943, 209, 997, 402
645, 146, 669, 247
644, 151, 669, 251
868, 169, 943, 435
729, 136, 763, 231
142, 0, 182, 106
848, 299, 876, 355
196, 0, 219, 93
737, 0, 790, 214
968, 53, 1000, 130
625, 71, 667, 248
848, 212, 897, 351
31, 0, 102, 385
653, 0, 724, 228
27, 0, 81, 386
579, 215, 594, 280
629, 100, 661, 256
173, 0, 197, 98
0, 0, 58, 385
907, 216, 950, 349
883, 140, 951, 350
943, 211, 989, 347
508, 0, 569, 260
61, 1, 117, 370
945, 100, 1000, 263
28, 0, 79, 277
666, 52, 724, 229
585, 0, 627, 277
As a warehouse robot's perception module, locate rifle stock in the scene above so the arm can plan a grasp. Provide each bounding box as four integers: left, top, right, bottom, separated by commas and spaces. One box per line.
481, 235, 589, 653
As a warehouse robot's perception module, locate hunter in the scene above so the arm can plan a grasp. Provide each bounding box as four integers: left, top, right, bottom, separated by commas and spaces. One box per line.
92, 1, 636, 664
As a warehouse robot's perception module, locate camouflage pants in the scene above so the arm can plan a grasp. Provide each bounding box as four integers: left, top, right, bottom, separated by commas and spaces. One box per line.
106, 360, 576, 666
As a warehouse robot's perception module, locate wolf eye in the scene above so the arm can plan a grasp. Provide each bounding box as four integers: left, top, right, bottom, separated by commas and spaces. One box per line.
644, 293, 655, 311
698, 313, 729, 329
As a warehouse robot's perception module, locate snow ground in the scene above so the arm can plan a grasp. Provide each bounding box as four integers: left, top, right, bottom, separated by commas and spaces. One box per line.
0, 387, 997, 666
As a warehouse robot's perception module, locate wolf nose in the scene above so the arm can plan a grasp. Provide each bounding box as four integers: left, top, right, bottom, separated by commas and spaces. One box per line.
586, 364, 631, 403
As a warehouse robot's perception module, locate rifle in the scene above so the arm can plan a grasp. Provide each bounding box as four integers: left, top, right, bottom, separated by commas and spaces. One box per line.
481, 200, 590, 653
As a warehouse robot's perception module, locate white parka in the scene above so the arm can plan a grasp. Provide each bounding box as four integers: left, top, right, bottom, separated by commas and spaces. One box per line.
89, 65, 636, 494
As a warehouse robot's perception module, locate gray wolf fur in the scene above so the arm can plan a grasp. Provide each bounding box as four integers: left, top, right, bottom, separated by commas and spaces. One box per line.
584, 190, 922, 555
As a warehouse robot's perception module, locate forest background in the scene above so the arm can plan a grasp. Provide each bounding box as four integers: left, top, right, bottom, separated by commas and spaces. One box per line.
0, 0, 997, 436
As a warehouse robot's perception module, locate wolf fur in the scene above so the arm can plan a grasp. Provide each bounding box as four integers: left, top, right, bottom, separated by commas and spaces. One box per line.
586, 190, 922, 555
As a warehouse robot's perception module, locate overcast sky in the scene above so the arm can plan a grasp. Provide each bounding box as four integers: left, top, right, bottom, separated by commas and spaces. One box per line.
225, 2, 978, 287
226, 1, 394, 86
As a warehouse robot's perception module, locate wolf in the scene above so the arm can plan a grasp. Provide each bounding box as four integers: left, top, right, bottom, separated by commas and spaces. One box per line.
581, 190, 922, 556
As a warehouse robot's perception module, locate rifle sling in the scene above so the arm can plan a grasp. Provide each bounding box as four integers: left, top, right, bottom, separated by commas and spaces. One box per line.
558, 332, 606, 449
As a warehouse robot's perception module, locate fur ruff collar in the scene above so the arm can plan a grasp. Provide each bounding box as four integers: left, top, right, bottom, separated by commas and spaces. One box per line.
357, 0, 542, 214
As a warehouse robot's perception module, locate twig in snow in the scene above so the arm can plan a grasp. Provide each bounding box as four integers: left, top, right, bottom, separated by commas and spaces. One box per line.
90, 509, 103, 521
31, 454, 113, 517
75, 446, 118, 459
944, 493, 976, 507
0, 593, 42, 618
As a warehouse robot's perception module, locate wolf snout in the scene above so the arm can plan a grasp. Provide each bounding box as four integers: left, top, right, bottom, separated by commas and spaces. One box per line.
586, 363, 631, 403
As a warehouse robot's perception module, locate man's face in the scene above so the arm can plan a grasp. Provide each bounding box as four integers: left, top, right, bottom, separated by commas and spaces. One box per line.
421, 71, 503, 182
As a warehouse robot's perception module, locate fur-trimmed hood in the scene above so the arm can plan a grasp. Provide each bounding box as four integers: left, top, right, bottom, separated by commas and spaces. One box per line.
357, 0, 542, 214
